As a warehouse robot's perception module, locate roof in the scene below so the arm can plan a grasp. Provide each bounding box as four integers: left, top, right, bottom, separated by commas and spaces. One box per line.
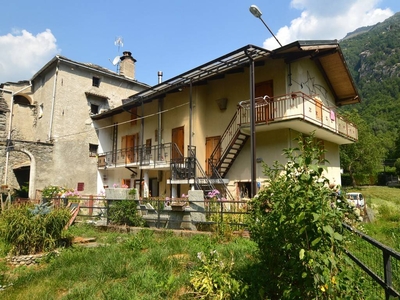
272, 40, 360, 105
92, 41, 360, 120
30, 55, 150, 89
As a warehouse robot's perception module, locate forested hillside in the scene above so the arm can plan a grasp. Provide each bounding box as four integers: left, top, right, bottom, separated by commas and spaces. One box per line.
338, 12, 400, 185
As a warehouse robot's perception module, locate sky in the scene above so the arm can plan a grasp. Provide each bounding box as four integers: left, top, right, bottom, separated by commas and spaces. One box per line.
0, 0, 399, 86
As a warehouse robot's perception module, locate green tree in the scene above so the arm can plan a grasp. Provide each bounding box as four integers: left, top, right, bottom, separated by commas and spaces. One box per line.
340, 110, 386, 186
248, 133, 363, 299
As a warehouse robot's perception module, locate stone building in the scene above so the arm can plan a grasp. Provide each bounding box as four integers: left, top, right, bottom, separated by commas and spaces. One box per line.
0, 51, 149, 199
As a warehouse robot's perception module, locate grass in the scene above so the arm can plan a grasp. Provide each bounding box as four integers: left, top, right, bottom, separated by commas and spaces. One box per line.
344, 185, 400, 250
0, 226, 260, 299
1, 186, 400, 299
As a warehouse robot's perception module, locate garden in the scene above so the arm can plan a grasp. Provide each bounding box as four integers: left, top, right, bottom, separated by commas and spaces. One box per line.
1, 134, 399, 299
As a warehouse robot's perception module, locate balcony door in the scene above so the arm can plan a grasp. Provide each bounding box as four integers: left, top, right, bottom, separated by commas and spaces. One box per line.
172, 126, 184, 163
206, 136, 221, 176
255, 80, 274, 122
121, 134, 139, 164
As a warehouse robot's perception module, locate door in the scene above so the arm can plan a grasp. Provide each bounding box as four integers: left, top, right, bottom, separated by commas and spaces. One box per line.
255, 80, 274, 122
172, 126, 184, 163
206, 136, 221, 176
122, 134, 138, 164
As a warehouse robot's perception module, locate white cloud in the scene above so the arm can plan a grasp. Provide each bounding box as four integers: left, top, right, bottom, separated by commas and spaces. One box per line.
263, 0, 394, 49
0, 29, 59, 84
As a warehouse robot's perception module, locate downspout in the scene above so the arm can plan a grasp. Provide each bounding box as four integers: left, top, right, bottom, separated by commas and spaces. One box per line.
189, 80, 193, 150
139, 100, 145, 198
244, 49, 257, 198
48, 59, 59, 141
158, 71, 163, 160
1, 82, 32, 185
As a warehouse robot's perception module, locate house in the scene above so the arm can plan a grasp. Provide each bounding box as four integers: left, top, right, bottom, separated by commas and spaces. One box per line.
92, 41, 360, 200
0, 51, 150, 199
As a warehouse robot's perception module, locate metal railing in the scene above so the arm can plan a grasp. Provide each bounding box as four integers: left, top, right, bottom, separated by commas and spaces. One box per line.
98, 143, 173, 169
238, 92, 358, 141
343, 223, 400, 299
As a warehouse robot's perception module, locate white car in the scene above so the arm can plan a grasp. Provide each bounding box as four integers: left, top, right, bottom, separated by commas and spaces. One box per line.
346, 192, 365, 207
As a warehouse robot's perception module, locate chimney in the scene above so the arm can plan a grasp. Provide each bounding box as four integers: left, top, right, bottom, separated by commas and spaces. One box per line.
119, 51, 136, 79
158, 71, 163, 84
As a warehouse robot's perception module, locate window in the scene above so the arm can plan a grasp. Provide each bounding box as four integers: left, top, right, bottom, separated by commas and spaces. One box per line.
77, 182, 84, 192
92, 76, 100, 87
90, 103, 99, 114
89, 143, 98, 157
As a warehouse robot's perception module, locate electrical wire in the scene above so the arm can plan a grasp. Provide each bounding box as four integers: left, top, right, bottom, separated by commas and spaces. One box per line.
52, 101, 189, 141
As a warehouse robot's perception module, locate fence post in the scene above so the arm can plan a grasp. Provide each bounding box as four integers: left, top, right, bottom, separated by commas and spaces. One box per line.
106, 200, 109, 225
383, 250, 393, 300
157, 198, 161, 229
89, 195, 93, 216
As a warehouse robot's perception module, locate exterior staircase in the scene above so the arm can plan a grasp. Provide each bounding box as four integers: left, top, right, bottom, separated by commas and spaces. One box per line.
209, 111, 249, 179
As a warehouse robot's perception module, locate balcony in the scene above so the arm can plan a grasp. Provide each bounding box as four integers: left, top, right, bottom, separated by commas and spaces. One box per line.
98, 143, 181, 170
238, 92, 358, 144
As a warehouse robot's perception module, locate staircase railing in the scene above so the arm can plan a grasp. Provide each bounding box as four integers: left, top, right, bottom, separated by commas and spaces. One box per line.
188, 146, 216, 196
208, 111, 241, 176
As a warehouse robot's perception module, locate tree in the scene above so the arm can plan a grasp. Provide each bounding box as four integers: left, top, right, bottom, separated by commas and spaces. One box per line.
340, 110, 386, 186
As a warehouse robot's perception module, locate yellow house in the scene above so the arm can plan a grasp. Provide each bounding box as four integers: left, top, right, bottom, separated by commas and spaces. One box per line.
93, 41, 360, 200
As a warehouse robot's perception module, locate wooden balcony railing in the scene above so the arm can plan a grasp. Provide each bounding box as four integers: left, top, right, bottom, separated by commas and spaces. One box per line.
238, 92, 358, 141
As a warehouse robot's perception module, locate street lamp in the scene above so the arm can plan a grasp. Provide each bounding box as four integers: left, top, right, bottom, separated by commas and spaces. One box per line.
249, 5, 282, 47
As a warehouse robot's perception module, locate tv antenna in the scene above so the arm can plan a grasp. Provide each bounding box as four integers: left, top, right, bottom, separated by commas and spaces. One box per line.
109, 36, 124, 72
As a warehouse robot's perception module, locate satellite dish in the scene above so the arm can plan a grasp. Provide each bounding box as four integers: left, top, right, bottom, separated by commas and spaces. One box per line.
112, 56, 120, 66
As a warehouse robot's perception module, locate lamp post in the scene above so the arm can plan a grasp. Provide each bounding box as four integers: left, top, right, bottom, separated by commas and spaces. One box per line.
247, 5, 282, 197
249, 5, 282, 47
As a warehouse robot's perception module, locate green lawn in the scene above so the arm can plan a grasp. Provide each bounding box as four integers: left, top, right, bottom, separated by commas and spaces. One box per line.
344, 185, 400, 250
0, 226, 260, 300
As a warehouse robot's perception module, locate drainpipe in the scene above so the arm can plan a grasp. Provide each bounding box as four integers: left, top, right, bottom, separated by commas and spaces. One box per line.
244, 49, 257, 198
1, 82, 32, 185
48, 59, 59, 141
157, 71, 163, 160
189, 80, 193, 150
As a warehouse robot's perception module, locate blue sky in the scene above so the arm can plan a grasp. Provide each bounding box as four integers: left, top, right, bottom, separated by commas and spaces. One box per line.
1, 0, 399, 86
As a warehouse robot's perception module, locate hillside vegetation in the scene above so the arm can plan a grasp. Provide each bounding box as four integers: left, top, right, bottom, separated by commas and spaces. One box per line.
338, 12, 400, 184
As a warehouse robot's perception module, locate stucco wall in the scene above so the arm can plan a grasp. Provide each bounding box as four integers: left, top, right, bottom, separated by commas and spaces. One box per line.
2, 58, 147, 197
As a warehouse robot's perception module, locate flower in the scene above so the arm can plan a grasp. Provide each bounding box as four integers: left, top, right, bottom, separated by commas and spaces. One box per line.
121, 184, 128, 188
207, 189, 221, 200
113, 183, 119, 188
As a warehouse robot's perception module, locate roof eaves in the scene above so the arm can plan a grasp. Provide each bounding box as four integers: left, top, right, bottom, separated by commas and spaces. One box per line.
123, 44, 271, 105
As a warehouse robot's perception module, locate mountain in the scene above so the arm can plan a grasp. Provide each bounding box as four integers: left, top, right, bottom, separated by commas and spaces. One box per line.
341, 25, 374, 40
339, 12, 400, 159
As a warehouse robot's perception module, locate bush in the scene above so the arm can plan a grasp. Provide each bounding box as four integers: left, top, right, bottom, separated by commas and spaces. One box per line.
248, 133, 364, 299
107, 200, 144, 227
0, 203, 71, 255
190, 249, 248, 299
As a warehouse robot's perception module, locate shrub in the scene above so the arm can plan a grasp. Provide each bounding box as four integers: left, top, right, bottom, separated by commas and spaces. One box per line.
107, 200, 144, 227
190, 249, 248, 299
0, 203, 71, 255
248, 133, 364, 299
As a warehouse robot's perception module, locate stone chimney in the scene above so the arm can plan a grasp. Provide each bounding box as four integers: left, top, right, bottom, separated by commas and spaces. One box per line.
119, 51, 136, 80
